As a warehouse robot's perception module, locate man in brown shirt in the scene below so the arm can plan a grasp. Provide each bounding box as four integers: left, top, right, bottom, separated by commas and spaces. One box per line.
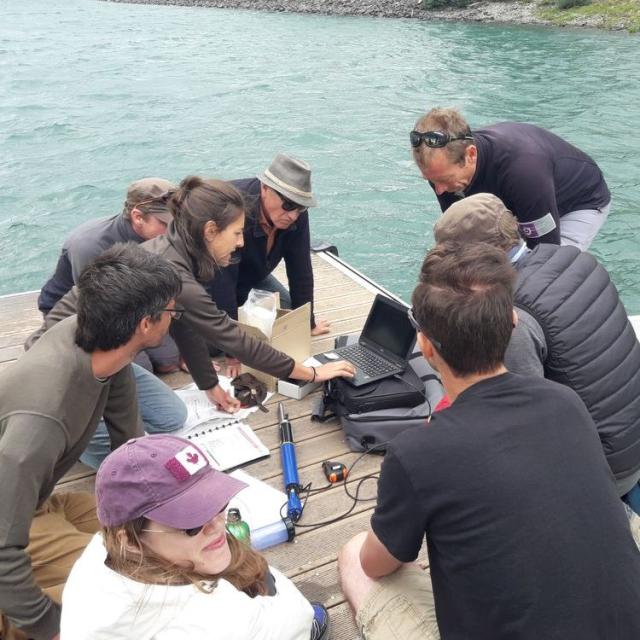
0, 244, 181, 640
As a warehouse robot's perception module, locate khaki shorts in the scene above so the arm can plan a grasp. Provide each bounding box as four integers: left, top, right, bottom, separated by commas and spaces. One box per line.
356, 564, 440, 640
0, 492, 99, 640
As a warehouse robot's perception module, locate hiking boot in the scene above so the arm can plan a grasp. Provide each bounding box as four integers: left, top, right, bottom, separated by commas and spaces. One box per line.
310, 602, 331, 640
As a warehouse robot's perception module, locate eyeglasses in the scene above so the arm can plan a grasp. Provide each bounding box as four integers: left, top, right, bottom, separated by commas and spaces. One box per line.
275, 190, 307, 215
409, 130, 473, 149
160, 306, 185, 320
407, 307, 442, 352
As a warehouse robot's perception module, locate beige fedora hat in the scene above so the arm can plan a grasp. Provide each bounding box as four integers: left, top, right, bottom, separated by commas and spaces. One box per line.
257, 153, 318, 208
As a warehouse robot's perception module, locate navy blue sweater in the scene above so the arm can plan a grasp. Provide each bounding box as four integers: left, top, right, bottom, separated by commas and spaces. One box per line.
436, 123, 610, 246
207, 177, 315, 326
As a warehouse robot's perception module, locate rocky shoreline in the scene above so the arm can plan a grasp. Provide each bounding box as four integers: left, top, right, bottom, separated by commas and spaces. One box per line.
103, 0, 616, 30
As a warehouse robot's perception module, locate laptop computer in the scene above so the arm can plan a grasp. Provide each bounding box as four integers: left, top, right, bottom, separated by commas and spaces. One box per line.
316, 294, 416, 387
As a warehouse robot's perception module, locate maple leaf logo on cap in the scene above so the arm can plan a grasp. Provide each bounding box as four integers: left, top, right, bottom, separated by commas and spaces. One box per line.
165, 445, 208, 481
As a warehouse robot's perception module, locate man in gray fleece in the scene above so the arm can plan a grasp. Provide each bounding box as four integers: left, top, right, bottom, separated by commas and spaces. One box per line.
0, 244, 182, 640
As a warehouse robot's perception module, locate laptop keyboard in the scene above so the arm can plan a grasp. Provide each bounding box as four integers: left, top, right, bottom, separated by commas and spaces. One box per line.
339, 344, 397, 377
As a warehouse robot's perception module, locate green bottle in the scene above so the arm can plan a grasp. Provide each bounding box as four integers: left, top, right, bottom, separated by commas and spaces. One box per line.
226, 508, 251, 544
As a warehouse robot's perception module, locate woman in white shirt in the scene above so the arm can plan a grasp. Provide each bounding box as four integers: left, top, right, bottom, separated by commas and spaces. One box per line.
60, 434, 329, 640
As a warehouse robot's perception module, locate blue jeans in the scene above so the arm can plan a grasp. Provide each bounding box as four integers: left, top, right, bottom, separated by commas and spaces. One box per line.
256, 273, 292, 309
624, 482, 640, 516
133, 334, 181, 372
80, 363, 187, 469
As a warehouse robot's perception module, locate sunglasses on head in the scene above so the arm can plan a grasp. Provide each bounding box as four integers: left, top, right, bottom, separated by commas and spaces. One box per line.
407, 306, 443, 352
274, 190, 307, 215
135, 190, 175, 208
409, 130, 473, 149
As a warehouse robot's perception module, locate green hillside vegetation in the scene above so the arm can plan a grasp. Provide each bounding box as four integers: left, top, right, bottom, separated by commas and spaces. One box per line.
421, 0, 640, 33
539, 0, 640, 31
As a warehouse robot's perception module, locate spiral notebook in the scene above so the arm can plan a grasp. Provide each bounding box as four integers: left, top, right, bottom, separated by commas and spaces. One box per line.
184, 418, 270, 471
175, 381, 268, 431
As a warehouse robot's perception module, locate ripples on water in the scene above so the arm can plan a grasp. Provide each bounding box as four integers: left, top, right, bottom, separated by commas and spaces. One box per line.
1, 1, 639, 310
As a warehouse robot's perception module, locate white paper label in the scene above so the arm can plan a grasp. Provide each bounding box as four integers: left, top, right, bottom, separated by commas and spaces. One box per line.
518, 212, 557, 239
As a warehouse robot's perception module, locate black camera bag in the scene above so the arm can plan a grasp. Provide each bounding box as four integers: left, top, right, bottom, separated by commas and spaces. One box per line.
322, 365, 425, 416
312, 335, 443, 452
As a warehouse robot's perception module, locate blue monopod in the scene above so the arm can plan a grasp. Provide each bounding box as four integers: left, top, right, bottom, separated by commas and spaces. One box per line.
278, 402, 303, 522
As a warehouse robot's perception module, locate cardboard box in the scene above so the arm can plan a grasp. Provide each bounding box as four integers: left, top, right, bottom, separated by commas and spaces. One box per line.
239, 302, 311, 393
277, 378, 322, 400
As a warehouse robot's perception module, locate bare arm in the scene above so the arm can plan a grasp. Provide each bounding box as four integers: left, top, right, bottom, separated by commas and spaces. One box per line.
289, 360, 355, 383
359, 529, 404, 579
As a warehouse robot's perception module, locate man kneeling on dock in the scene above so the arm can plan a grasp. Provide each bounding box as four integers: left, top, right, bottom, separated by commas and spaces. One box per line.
0, 245, 181, 640
339, 243, 640, 640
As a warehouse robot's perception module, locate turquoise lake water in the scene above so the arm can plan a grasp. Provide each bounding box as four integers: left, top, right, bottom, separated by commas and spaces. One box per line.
2, 0, 640, 309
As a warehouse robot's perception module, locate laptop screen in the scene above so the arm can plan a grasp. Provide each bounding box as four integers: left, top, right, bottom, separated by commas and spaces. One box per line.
361, 295, 416, 359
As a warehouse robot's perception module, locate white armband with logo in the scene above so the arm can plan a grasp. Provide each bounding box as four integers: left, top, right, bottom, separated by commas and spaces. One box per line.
518, 212, 557, 239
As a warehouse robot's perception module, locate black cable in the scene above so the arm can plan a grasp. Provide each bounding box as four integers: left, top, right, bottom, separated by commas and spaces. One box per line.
392, 372, 433, 419
287, 474, 379, 531
279, 441, 391, 532
306, 482, 333, 494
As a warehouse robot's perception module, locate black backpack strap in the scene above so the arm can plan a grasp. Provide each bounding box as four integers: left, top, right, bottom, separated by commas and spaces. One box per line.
311, 386, 337, 423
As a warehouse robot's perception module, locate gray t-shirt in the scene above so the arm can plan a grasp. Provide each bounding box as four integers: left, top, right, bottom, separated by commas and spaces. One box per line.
37, 214, 140, 314
0, 316, 142, 639
504, 307, 547, 378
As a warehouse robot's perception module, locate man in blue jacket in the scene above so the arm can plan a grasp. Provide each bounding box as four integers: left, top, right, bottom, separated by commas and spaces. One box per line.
207, 154, 331, 374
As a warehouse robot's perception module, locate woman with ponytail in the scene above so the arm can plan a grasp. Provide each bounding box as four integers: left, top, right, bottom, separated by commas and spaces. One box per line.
142, 176, 354, 411
60, 435, 330, 639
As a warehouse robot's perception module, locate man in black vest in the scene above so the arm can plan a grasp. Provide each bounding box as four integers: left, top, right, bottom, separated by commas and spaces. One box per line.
410, 108, 611, 249
433, 193, 640, 507
338, 243, 640, 640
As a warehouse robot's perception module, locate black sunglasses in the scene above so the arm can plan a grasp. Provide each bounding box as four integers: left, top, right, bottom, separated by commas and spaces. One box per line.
182, 524, 205, 537
407, 307, 443, 352
142, 503, 230, 538
409, 130, 473, 149
182, 501, 231, 536
275, 190, 307, 215
140, 521, 204, 537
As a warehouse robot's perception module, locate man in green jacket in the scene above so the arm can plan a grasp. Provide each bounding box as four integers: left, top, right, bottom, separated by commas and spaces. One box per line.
0, 244, 181, 640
